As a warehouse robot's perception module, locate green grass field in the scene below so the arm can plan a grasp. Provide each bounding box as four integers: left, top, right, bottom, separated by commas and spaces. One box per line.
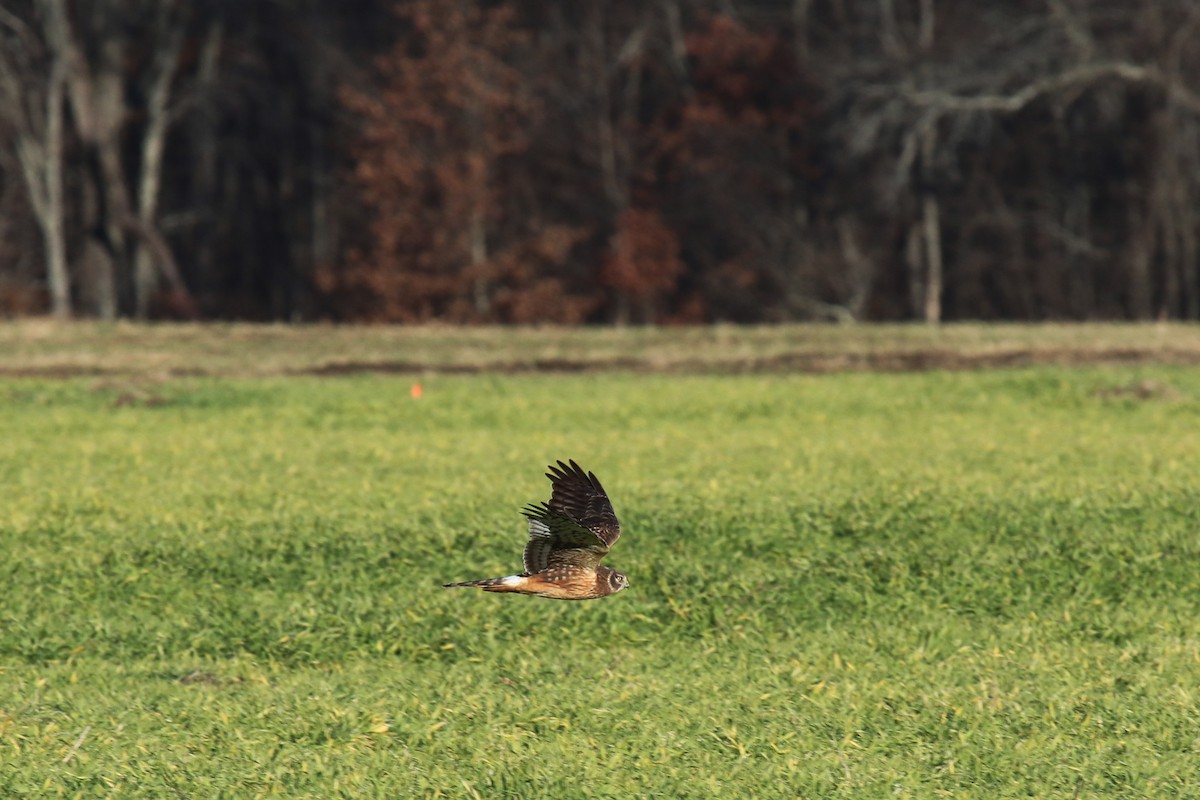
3, 327, 1200, 797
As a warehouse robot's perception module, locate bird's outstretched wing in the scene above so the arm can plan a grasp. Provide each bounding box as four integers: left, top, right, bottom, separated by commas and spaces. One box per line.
521, 459, 621, 573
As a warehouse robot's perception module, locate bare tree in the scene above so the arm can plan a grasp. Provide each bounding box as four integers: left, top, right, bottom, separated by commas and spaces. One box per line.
900, 3, 1200, 320
0, 1, 70, 316
131, 3, 188, 317
820, 1, 1200, 321
62, 1, 195, 318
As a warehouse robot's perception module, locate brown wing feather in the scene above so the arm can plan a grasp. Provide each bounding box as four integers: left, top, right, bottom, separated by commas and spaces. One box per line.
545, 459, 621, 547
521, 459, 621, 573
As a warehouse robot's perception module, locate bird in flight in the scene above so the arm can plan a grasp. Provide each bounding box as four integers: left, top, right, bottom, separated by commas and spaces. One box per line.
444, 459, 629, 600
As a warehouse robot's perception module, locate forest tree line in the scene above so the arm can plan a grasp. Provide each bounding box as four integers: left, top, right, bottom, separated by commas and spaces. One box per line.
2, 0, 1199, 323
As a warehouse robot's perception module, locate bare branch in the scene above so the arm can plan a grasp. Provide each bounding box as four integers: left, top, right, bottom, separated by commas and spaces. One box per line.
1165, 3, 1200, 86
917, 0, 935, 51
1035, 215, 1108, 260
904, 62, 1200, 116
0, 6, 36, 45
893, 111, 938, 190
1046, 0, 1094, 61
878, 0, 905, 59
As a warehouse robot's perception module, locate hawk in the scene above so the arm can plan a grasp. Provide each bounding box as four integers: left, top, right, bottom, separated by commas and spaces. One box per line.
443, 459, 629, 600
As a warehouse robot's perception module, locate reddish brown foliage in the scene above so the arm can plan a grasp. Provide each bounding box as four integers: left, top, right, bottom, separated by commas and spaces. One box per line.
324, 0, 591, 322
601, 208, 684, 321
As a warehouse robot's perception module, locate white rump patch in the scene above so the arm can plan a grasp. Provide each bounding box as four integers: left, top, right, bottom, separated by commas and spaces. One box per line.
502, 575, 523, 586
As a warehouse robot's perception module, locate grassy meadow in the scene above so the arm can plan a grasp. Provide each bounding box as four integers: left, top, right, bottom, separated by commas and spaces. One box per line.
2, 324, 1200, 797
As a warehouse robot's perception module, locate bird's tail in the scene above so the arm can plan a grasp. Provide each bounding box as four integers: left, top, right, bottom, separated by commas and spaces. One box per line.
442, 575, 527, 593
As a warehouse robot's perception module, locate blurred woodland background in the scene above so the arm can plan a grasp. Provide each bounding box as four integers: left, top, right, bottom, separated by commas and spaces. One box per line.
1, 0, 1199, 323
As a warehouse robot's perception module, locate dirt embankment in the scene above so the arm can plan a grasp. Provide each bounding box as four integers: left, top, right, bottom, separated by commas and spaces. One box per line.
295, 346, 1200, 377
3, 322, 1199, 378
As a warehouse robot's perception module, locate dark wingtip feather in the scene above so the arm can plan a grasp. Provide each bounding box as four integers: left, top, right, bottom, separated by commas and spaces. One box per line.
520, 501, 551, 520
546, 459, 579, 484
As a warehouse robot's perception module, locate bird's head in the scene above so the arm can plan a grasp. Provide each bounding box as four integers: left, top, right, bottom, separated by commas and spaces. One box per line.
606, 569, 630, 594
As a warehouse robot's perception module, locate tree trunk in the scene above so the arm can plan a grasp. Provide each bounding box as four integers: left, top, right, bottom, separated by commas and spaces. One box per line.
917, 0, 936, 50
60, 11, 193, 319
190, 22, 223, 304
470, 201, 489, 316
43, 61, 69, 317
4, 0, 73, 317
613, 292, 631, 327
791, 0, 813, 59
80, 236, 117, 320
586, 7, 647, 325
905, 220, 924, 319
878, 0, 902, 57
639, 295, 656, 325
133, 25, 183, 318
1126, 204, 1154, 319
13, 67, 73, 318
1181, 199, 1199, 319
836, 218, 872, 319
921, 126, 943, 324
922, 194, 943, 324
